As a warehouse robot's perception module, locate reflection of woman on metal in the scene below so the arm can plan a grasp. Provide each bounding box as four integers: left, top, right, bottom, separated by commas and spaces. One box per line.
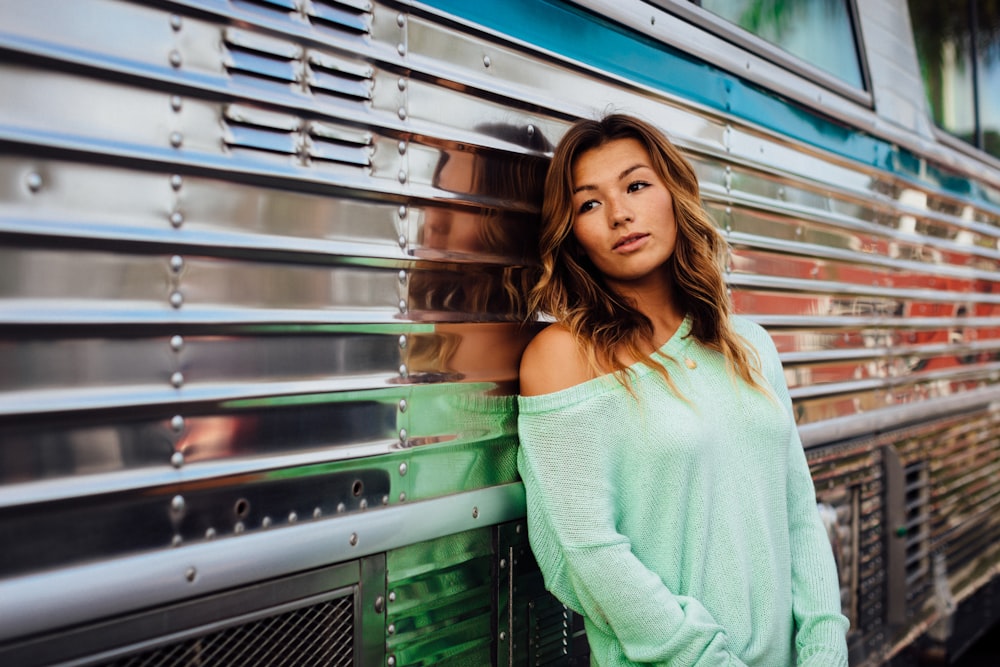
517, 114, 849, 666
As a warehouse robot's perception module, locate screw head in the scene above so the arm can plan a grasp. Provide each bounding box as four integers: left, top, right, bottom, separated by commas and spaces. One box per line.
170, 451, 184, 468
170, 415, 185, 431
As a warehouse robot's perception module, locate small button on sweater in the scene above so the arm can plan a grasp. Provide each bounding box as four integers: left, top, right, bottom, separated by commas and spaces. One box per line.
517, 316, 849, 666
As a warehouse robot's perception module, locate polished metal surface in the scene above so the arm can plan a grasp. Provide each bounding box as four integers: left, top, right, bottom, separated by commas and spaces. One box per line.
1, 0, 1000, 664
0, 482, 526, 642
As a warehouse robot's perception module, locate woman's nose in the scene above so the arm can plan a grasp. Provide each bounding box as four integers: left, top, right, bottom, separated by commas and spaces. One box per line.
609, 198, 633, 228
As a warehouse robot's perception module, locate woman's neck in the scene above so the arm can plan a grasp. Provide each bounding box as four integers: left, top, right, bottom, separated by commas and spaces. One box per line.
609, 275, 685, 346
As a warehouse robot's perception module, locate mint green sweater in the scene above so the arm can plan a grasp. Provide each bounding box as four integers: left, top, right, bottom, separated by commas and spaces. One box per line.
517, 316, 849, 666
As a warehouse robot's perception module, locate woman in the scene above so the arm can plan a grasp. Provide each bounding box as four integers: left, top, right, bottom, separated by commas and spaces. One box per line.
517, 114, 849, 666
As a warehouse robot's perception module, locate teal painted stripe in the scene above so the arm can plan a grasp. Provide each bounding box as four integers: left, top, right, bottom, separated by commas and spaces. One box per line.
420, 0, 995, 205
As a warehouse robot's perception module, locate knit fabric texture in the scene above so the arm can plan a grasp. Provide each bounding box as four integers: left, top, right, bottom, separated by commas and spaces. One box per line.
517, 316, 849, 666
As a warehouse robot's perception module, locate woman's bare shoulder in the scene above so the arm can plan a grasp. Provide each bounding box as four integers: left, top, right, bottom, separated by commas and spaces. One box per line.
519, 323, 596, 396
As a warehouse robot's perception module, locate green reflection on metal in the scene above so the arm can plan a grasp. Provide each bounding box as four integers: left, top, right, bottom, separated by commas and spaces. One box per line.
387, 528, 494, 665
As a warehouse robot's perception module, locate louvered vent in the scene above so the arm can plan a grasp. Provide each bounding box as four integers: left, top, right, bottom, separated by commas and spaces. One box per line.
903, 461, 932, 608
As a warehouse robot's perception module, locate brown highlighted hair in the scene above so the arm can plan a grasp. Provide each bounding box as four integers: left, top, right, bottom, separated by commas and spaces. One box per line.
529, 113, 763, 391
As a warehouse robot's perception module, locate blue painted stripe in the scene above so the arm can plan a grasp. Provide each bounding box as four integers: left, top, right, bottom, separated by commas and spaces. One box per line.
420, 0, 995, 206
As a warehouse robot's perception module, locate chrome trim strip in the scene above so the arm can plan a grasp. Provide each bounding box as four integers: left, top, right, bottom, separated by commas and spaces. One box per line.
798, 390, 1000, 448
0, 441, 400, 509
0, 482, 527, 642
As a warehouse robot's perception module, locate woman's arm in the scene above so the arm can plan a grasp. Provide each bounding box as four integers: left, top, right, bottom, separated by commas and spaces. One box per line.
750, 324, 850, 666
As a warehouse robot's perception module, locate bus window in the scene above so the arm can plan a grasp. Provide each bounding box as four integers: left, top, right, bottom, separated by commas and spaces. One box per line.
909, 0, 1000, 159
696, 0, 865, 89
978, 1, 1000, 158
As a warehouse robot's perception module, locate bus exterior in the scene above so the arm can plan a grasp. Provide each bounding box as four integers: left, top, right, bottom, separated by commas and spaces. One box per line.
1, 1, 999, 665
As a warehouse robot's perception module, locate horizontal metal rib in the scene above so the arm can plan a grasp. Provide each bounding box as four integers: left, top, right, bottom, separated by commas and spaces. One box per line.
0, 482, 527, 642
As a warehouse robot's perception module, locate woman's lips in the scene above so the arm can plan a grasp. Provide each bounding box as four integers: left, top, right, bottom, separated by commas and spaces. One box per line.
613, 232, 649, 252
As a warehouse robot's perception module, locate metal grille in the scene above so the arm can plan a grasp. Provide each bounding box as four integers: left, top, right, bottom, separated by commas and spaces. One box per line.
101, 596, 354, 667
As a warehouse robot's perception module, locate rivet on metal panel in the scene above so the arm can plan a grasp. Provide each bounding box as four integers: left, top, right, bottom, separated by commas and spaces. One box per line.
397, 77, 407, 91
396, 13, 405, 27
396, 43, 405, 56
499, 558, 507, 569
398, 299, 407, 314
526, 124, 535, 138
399, 462, 408, 476
170, 255, 184, 272
171, 495, 186, 515
499, 631, 507, 641
170, 291, 184, 308
170, 211, 184, 228
185, 567, 196, 582
25, 172, 42, 192
169, 132, 183, 148
398, 399, 408, 413
388, 591, 397, 602
483, 55, 491, 68
349, 532, 358, 546
398, 269, 407, 285
778, 187, 786, 200
398, 170, 407, 183
387, 623, 395, 635
397, 106, 407, 120
387, 656, 396, 667
359, 499, 368, 509
170, 14, 182, 31
262, 516, 272, 528
337, 502, 346, 513
398, 334, 407, 350
205, 527, 216, 540
169, 50, 182, 68
382, 495, 389, 505
515, 524, 522, 533
374, 596, 385, 613
172, 534, 182, 547
170, 335, 184, 352
472, 506, 479, 519
170, 96, 183, 112
313, 507, 322, 519
398, 140, 407, 155
288, 511, 298, 523
398, 204, 407, 218
170, 451, 184, 468
399, 428, 408, 442
399, 363, 408, 378
170, 174, 183, 190
398, 234, 406, 248
170, 372, 184, 388
398, 492, 406, 502
171, 415, 185, 431
234, 521, 245, 534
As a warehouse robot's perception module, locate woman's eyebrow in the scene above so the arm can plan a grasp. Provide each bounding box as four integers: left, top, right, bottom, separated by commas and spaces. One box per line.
571, 163, 649, 194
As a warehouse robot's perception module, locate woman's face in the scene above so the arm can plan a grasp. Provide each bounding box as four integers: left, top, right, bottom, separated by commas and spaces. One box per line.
569, 138, 677, 290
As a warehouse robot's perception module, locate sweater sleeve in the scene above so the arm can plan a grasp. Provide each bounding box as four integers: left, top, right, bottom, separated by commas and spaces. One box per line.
517, 388, 749, 667
751, 327, 850, 666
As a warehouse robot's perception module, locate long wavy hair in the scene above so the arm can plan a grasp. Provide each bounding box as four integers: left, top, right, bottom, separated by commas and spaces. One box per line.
529, 113, 763, 392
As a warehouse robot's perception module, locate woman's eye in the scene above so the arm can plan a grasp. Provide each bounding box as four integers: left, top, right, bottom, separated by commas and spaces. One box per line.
577, 199, 599, 214
627, 181, 650, 193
